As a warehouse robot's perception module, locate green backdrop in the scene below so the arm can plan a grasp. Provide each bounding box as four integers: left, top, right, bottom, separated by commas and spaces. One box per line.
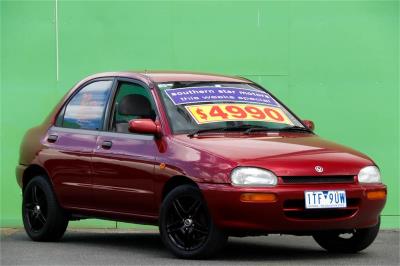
1, 0, 399, 229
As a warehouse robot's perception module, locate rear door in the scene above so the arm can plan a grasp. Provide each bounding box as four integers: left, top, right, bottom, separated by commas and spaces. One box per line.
91, 79, 159, 217
43, 79, 114, 209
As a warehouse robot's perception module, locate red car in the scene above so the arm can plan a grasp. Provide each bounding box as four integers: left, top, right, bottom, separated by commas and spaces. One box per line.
17, 71, 386, 259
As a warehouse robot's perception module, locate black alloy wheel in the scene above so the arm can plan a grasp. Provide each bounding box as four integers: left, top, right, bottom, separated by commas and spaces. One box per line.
24, 184, 48, 232
313, 217, 381, 253
160, 185, 227, 259
22, 176, 69, 241
166, 194, 209, 251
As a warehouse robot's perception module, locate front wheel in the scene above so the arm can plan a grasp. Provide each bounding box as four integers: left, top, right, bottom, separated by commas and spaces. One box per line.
159, 185, 227, 259
313, 218, 380, 253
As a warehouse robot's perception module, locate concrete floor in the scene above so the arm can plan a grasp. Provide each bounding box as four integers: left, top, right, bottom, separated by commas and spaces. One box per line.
1, 228, 399, 265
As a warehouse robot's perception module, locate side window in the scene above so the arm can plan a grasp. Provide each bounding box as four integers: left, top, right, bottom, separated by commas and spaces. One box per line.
110, 82, 156, 133
60, 80, 113, 130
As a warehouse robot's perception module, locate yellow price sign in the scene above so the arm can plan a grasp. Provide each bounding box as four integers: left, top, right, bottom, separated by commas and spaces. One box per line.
185, 103, 293, 125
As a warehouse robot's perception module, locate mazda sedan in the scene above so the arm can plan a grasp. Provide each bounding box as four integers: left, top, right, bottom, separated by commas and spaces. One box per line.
17, 71, 386, 259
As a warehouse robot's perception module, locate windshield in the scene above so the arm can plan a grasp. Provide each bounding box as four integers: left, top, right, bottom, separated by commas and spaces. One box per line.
157, 82, 305, 134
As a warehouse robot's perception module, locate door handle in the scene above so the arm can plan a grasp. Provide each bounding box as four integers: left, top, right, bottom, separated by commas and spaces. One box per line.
101, 140, 112, 149
47, 134, 58, 143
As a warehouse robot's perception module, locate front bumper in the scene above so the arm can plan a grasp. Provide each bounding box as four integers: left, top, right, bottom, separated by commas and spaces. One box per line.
199, 183, 386, 233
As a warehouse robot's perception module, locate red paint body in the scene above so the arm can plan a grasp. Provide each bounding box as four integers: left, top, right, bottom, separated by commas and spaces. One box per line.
16, 71, 386, 234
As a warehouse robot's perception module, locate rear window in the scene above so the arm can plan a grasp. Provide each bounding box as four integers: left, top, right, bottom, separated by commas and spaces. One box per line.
58, 80, 113, 130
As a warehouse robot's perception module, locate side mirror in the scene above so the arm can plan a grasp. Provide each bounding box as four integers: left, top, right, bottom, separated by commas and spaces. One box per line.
302, 120, 315, 131
128, 119, 161, 137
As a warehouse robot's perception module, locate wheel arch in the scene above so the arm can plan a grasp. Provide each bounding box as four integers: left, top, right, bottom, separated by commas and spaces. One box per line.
22, 164, 52, 190
161, 175, 199, 201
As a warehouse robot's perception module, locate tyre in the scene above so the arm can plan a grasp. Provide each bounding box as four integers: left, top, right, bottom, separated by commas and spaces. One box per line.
313, 218, 380, 253
159, 185, 227, 259
22, 175, 69, 241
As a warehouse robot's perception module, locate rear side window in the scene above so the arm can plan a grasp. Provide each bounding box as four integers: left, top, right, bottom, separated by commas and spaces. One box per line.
59, 80, 113, 130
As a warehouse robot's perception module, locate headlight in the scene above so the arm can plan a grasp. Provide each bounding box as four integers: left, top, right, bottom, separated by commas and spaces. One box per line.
358, 166, 381, 183
231, 167, 278, 186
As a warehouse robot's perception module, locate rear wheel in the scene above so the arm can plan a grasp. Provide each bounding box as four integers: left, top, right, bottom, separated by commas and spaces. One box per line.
313, 218, 380, 253
22, 175, 69, 241
159, 185, 227, 259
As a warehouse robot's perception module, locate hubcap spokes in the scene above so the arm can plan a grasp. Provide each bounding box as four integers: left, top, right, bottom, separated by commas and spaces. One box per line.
24, 185, 47, 231
166, 196, 209, 251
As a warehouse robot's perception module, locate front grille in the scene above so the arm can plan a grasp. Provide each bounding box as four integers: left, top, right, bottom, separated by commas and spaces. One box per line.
283, 198, 360, 220
281, 175, 355, 184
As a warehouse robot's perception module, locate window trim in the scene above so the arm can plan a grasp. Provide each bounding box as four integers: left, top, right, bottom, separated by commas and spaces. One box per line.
55, 77, 116, 132
104, 77, 160, 134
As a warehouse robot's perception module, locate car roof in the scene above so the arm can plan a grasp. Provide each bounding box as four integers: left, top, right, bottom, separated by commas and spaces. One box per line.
87, 71, 253, 84
140, 71, 252, 83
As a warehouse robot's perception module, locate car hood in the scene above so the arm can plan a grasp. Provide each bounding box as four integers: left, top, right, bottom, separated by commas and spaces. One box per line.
174, 133, 374, 176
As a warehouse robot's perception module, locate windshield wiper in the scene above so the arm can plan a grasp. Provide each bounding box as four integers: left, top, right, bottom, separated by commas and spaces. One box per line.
275, 126, 313, 133
244, 126, 274, 134
188, 125, 271, 137
187, 127, 230, 137
188, 125, 312, 137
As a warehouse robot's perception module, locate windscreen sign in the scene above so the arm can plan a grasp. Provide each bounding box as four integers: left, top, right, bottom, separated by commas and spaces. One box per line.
165, 87, 279, 106
185, 103, 293, 125
164, 86, 292, 125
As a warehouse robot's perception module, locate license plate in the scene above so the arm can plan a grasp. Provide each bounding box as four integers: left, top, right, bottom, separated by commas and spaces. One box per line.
304, 190, 347, 209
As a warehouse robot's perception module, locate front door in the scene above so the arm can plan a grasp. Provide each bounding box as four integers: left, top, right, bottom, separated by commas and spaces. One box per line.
91, 80, 159, 217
